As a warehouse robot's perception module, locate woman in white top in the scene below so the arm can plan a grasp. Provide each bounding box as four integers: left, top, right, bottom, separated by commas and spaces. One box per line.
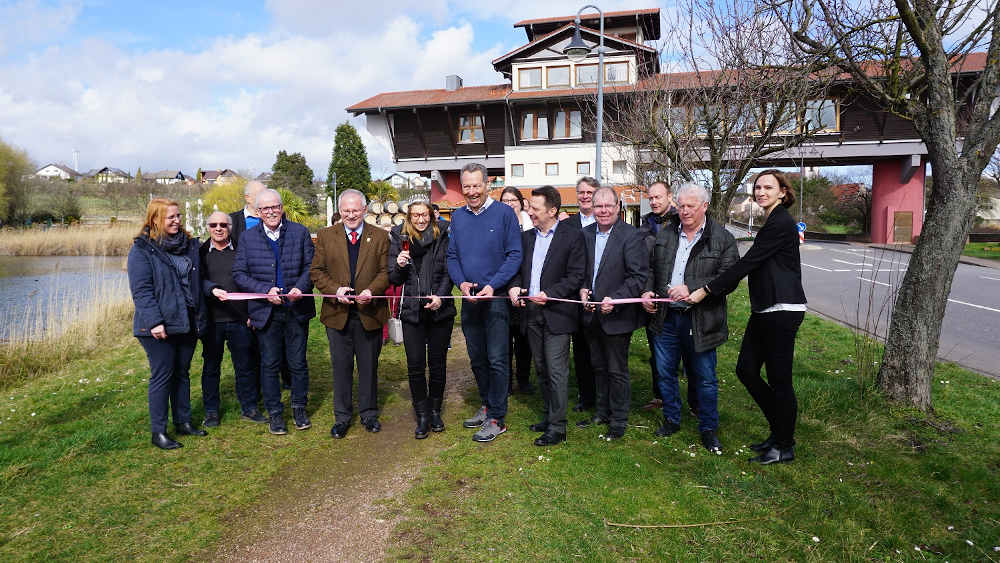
500, 186, 533, 232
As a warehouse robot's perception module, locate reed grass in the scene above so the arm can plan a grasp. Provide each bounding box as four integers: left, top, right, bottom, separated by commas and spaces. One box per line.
0, 269, 132, 389
0, 224, 137, 256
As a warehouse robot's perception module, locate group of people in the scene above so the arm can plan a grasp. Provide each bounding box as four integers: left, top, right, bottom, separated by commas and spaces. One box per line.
128, 163, 806, 465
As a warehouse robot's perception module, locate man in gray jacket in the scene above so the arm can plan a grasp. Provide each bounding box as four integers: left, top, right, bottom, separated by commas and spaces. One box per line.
642, 182, 738, 453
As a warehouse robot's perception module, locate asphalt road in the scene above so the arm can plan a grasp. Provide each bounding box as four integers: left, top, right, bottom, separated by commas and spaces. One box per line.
723, 225, 1000, 378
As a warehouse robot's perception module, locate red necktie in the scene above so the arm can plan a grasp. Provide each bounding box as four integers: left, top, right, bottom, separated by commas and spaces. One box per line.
350, 231, 358, 245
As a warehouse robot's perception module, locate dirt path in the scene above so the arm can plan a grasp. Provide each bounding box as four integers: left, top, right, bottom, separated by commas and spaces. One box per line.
214, 330, 475, 562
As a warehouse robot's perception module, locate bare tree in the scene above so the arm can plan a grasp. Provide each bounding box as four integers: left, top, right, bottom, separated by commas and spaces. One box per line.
770, 0, 1000, 409
599, 0, 833, 221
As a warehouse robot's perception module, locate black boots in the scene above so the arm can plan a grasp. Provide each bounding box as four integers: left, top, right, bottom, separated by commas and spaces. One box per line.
151, 432, 182, 450
430, 398, 445, 432
415, 400, 431, 439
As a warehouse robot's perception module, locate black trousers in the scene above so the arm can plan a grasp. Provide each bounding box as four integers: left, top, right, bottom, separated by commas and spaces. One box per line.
402, 316, 453, 406
572, 328, 595, 407
736, 311, 804, 448
525, 306, 572, 433
327, 315, 383, 424
586, 321, 633, 431
138, 332, 197, 434
508, 321, 533, 390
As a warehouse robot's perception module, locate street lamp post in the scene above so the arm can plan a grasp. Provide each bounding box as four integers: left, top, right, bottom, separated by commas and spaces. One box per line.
564, 5, 605, 182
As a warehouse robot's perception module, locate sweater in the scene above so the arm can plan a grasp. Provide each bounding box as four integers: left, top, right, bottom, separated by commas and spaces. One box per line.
446, 201, 523, 291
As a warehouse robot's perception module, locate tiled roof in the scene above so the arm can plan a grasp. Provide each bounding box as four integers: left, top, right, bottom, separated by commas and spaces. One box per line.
37, 163, 80, 176
513, 8, 660, 28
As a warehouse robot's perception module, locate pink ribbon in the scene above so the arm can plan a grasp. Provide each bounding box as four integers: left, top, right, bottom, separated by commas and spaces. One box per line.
223, 292, 678, 306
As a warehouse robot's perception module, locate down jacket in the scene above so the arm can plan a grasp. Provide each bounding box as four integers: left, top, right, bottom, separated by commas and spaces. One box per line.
232, 220, 316, 329
127, 234, 208, 338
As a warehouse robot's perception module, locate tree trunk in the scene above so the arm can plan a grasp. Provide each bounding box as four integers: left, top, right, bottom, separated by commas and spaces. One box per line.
877, 161, 976, 410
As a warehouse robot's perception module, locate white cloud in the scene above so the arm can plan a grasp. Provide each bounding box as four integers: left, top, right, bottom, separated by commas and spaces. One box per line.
0, 0, 82, 56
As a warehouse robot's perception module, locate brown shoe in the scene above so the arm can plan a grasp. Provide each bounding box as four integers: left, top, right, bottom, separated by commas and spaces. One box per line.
641, 398, 663, 411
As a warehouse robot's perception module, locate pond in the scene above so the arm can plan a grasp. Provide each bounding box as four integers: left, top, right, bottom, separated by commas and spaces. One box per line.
0, 256, 130, 341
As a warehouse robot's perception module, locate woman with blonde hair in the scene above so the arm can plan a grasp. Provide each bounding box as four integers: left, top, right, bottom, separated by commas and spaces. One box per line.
388, 200, 456, 438
128, 198, 209, 450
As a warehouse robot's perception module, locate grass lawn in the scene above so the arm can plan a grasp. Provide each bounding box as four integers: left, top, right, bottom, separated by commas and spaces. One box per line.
963, 242, 1000, 262
1, 287, 998, 560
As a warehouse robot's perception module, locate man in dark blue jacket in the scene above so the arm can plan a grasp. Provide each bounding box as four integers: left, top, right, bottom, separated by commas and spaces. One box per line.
447, 163, 522, 442
233, 188, 315, 436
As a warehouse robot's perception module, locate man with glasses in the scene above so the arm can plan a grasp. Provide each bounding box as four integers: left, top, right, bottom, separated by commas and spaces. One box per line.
233, 189, 315, 435
561, 177, 599, 414
199, 211, 263, 426
641, 182, 738, 453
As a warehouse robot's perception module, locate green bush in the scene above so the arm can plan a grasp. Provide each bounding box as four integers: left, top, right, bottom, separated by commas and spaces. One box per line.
202, 179, 247, 213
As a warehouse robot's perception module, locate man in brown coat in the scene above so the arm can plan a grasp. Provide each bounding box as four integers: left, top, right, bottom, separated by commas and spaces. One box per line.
311, 189, 390, 439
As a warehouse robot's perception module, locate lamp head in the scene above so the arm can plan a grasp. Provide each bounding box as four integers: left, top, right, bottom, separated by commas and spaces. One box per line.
564, 23, 591, 63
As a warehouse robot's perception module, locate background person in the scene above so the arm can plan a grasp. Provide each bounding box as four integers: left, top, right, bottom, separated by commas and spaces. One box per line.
687, 169, 807, 464
311, 189, 390, 439
128, 198, 209, 450
499, 186, 534, 394
199, 211, 264, 426
232, 188, 315, 436
561, 176, 599, 414
388, 201, 456, 439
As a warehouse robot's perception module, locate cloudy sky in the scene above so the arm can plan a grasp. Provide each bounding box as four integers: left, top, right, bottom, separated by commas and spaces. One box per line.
0, 0, 658, 179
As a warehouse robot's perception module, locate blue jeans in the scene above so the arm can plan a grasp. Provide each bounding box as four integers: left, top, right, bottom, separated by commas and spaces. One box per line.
654, 310, 719, 432
201, 320, 259, 414
256, 307, 309, 416
461, 297, 509, 421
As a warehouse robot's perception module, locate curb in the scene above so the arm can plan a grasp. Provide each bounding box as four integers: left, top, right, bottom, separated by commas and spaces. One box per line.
865, 244, 1000, 269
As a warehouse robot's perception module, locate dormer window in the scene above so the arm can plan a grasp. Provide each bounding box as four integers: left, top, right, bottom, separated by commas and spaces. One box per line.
518, 67, 542, 89
458, 114, 484, 143
547, 66, 570, 88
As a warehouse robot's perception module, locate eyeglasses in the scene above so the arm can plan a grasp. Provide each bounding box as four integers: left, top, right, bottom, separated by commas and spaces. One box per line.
207, 223, 230, 229
258, 204, 282, 214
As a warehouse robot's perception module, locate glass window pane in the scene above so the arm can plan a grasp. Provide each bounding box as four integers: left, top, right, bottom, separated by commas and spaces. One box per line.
546, 163, 558, 176
570, 110, 581, 137
606, 62, 627, 82
460, 129, 470, 141
577, 162, 590, 175
538, 116, 548, 139
554, 111, 567, 136
519, 68, 541, 88
576, 64, 598, 84
512, 164, 524, 177
548, 66, 569, 86
612, 160, 626, 175
522, 112, 533, 138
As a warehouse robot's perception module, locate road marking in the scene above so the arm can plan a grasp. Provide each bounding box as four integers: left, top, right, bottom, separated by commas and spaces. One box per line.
802, 262, 833, 272
981, 275, 1000, 281
858, 277, 1000, 313
833, 269, 852, 272
834, 258, 872, 266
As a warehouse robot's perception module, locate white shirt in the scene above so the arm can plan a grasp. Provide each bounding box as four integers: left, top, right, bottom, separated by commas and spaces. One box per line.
579, 213, 596, 228
263, 222, 282, 242
468, 196, 494, 216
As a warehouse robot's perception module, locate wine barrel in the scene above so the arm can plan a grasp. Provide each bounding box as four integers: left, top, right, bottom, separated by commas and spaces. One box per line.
385, 200, 399, 214
377, 213, 392, 227
369, 200, 384, 214
392, 213, 405, 226
364, 213, 377, 225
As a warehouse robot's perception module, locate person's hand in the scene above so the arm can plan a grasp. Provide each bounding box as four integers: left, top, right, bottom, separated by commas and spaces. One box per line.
286, 287, 303, 302
508, 287, 523, 306
528, 291, 548, 305
580, 289, 595, 311
336, 286, 354, 304
641, 291, 657, 314
212, 288, 229, 301
357, 288, 373, 304
424, 295, 442, 311
558, 211, 570, 221
668, 284, 690, 301
150, 324, 167, 340
246, 319, 252, 328
474, 284, 494, 301
600, 296, 614, 315
396, 251, 411, 267
266, 287, 283, 305
687, 287, 708, 304
459, 281, 475, 297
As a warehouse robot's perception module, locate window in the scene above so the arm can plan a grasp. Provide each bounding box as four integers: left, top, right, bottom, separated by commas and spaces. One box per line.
605, 62, 628, 83
553, 110, 582, 138
576, 64, 598, 85
612, 160, 627, 176
545, 163, 559, 176
577, 162, 591, 175
521, 111, 548, 140
458, 114, 484, 143
518, 67, 542, 89
511, 164, 524, 177
804, 99, 838, 131
547, 66, 570, 87
764, 102, 797, 134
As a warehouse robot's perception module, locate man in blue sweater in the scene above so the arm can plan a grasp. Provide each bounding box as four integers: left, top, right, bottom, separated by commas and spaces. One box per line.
447, 163, 523, 442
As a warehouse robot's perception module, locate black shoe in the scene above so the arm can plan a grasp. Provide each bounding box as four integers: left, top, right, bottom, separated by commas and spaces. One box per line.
292, 407, 311, 430
576, 415, 608, 428
654, 421, 681, 437
330, 421, 350, 439
151, 432, 182, 450
175, 422, 207, 436
203, 412, 220, 428
700, 430, 722, 453
430, 398, 445, 432
749, 446, 795, 464
534, 430, 566, 446
529, 421, 549, 432
414, 401, 430, 439
268, 414, 288, 435
572, 402, 593, 413
606, 427, 626, 440
241, 410, 268, 423
363, 418, 381, 433
749, 435, 776, 453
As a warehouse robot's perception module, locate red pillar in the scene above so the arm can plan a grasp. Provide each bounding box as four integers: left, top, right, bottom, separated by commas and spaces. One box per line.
429, 170, 464, 209
871, 157, 925, 244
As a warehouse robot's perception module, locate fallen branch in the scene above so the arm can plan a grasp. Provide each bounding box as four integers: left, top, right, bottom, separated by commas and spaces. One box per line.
603, 516, 760, 529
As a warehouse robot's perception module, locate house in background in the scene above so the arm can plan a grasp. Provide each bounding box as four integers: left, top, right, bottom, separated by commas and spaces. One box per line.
383, 172, 430, 192
150, 170, 189, 185
87, 167, 131, 183
200, 169, 243, 185
255, 172, 273, 185
35, 163, 81, 181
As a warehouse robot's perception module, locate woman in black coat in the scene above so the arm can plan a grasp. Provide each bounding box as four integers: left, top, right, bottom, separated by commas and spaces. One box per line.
388, 201, 457, 439
687, 170, 807, 464
128, 198, 209, 450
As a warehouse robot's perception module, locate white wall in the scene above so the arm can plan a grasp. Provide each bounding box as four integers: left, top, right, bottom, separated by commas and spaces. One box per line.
504, 143, 634, 187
